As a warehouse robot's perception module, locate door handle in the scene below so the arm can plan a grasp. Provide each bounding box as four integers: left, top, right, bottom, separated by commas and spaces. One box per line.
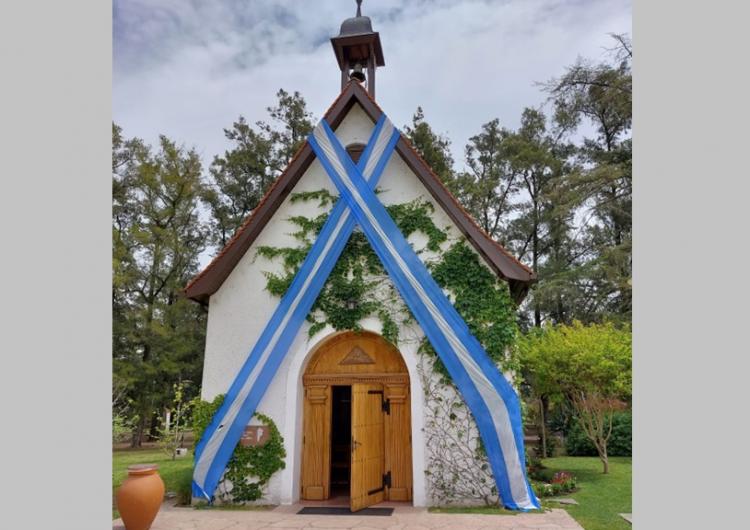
352, 438, 361, 452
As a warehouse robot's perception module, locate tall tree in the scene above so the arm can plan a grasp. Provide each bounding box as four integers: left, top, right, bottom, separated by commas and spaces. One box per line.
453, 119, 520, 241
545, 34, 632, 322
112, 125, 207, 446
262, 88, 316, 172
502, 108, 577, 327
403, 107, 456, 188
202, 89, 314, 248
113, 123, 148, 421
202, 117, 274, 248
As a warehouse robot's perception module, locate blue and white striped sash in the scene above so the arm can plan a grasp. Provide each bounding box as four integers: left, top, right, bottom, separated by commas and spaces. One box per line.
308, 119, 539, 511
192, 116, 400, 501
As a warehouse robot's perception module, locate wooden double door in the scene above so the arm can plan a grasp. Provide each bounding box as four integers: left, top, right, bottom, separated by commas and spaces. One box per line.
300, 332, 412, 511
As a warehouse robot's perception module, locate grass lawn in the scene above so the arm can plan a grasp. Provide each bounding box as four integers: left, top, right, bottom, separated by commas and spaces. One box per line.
542, 456, 631, 530
112, 448, 193, 520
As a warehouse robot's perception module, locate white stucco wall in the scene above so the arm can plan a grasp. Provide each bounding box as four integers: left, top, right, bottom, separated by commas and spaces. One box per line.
200, 102, 502, 506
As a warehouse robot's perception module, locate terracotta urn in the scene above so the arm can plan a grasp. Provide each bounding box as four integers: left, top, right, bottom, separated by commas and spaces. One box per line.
116, 464, 165, 530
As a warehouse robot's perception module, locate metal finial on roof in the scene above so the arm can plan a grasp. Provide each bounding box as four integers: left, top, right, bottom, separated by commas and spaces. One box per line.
338, 0, 373, 37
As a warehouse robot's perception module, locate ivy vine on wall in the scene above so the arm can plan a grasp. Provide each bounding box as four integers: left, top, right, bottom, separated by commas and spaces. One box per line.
256, 189, 518, 362
192, 395, 286, 504
419, 354, 498, 506
256, 190, 448, 345
422, 241, 520, 383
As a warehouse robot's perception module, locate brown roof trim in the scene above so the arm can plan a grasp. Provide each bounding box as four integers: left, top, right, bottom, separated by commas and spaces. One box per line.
184, 81, 535, 305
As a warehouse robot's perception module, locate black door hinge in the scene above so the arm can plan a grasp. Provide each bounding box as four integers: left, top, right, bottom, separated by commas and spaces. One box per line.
368, 389, 390, 415
367, 471, 391, 496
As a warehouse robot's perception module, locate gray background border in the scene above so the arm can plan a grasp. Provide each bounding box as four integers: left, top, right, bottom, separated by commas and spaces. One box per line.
1, 0, 748, 529
634, 0, 749, 528
0, 1, 112, 529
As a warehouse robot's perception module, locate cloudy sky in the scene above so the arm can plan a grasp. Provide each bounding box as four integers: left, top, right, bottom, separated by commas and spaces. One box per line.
114, 0, 631, 170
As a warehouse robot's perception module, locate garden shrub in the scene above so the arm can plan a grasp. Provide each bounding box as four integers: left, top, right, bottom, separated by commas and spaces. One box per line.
113, 413, 134, 444
176, 470, 193, 506
529, 470, 577, 497
526, 448, 543, 475
548, 401, 575, 437
565, 411, 631, 456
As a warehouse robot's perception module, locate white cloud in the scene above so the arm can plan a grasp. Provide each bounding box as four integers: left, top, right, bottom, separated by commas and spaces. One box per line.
114, 0, 631, 168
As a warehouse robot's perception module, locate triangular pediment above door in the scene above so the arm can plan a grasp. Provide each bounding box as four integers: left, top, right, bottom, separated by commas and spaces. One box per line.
339, 346, 375, 365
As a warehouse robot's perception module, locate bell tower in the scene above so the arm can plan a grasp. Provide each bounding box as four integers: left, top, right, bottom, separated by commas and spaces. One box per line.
331, 0, 385, 98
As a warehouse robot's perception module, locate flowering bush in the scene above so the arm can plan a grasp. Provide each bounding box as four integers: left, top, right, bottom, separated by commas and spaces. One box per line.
529, 468, 577, 497
551, 471, 574, 485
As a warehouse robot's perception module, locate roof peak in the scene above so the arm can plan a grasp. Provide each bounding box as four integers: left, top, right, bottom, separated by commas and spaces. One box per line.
184, 82, 534, 306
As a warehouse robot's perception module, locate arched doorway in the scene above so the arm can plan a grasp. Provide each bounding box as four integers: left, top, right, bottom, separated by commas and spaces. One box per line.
300, 331, 413, 510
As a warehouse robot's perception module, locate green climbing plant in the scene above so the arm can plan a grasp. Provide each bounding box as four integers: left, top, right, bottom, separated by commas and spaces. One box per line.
256, 189, 518, 361
256, 191, 448, 345
192, 395, 286, 504
423, 241, 520, 383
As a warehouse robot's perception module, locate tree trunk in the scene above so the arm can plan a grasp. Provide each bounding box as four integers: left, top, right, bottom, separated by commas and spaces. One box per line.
600, 447, 609, 474
130, 427, 141, 448
148, 412, 160, 440
130, 390, 154, 448
131, 312, 154, 448
131, 406, 148, 448
539, 396, 548, 459
532, 208, 541, 327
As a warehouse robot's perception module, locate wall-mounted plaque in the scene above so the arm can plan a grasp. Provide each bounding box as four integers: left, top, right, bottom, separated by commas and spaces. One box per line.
240, 425, 271, 447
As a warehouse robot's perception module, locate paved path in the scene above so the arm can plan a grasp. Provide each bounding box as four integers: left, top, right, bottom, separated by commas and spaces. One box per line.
113, 502, 584, 530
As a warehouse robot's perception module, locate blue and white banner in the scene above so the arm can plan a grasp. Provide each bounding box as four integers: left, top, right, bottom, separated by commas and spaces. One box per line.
192, 115, 400, 501
193, 112, 538, 511
308, 119, 539, 511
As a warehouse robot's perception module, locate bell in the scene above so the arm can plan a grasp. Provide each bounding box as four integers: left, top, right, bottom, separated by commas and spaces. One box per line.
349, 63, 366, 83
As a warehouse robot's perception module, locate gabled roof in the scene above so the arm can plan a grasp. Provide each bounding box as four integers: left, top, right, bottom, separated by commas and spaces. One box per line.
184, 81, 535, 305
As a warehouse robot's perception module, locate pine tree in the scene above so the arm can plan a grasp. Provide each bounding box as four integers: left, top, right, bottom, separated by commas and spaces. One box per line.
454, 119, 520, 241
112, 125, 207, 446
202, 89, 314, 248
403, 107, 456, 188
545, 34, 632, 322
502, 108, 578, 327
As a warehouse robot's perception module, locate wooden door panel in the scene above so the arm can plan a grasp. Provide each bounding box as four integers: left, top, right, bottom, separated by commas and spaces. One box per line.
301, 385, 331, 500
350, 383, 385, 511
385, 383, 412, 501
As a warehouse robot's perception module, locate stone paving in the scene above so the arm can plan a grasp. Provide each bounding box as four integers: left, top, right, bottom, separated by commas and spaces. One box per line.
113, 502, 584, 530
